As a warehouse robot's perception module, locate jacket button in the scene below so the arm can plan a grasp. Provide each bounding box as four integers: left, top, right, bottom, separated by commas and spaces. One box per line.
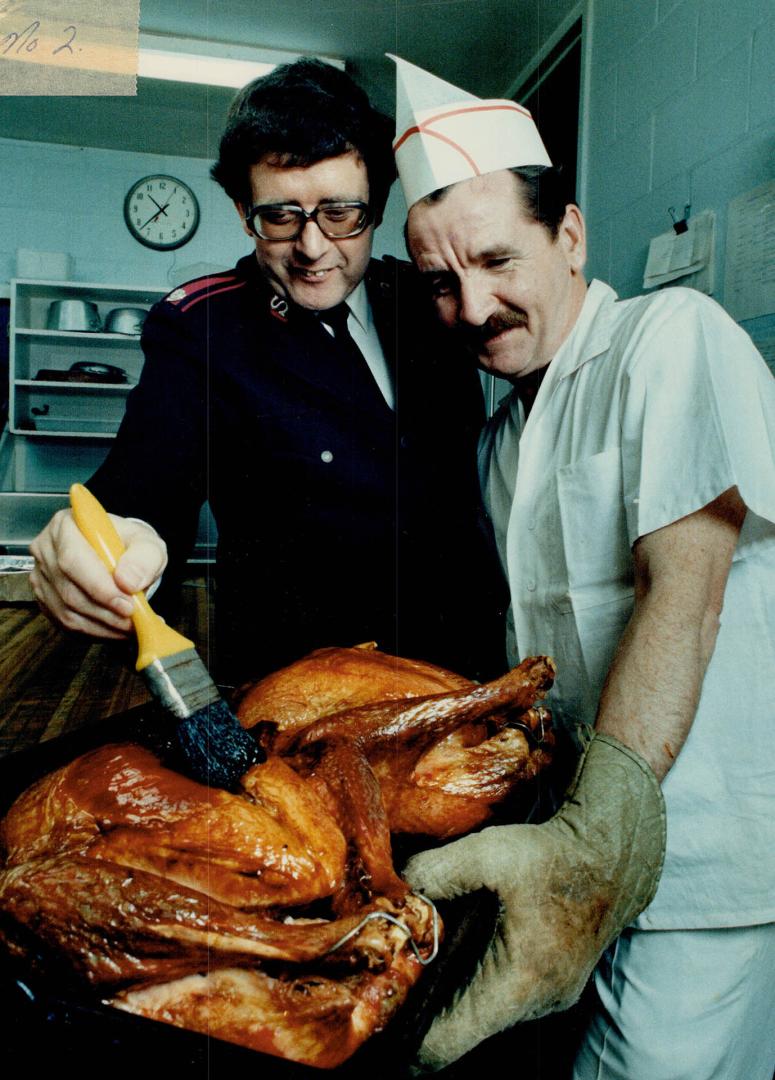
526, 580, 537, 592
321, 450, 334, 463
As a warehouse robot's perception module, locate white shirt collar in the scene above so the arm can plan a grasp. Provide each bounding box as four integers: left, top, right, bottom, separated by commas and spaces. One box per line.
321, 278, 395, 410
510, 279, 618, 431
343, 279, 370, 334
550, 278, 619, 379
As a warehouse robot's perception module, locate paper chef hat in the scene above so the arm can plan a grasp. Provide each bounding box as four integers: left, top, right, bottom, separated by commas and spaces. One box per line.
390, 55, 552, 210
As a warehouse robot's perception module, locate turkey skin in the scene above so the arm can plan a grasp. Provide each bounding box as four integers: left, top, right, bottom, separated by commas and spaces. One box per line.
0, 645, 555, 1068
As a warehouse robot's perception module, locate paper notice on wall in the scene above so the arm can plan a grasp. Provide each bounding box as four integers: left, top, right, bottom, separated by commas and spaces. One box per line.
0, 0, 139, 95
643, 211, 715, 293
740, 313, 775, 377
724, 180, 775, 323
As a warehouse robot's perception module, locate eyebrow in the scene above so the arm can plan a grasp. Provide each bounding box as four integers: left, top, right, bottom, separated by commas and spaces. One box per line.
478, 246, 521, 260
417, 246, 521, 275
417, 266, 454, 279
255, 197, 366, 207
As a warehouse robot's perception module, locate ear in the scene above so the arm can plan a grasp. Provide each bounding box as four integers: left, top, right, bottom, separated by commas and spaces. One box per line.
234, 201, 253, 240
558, 204, 586, 274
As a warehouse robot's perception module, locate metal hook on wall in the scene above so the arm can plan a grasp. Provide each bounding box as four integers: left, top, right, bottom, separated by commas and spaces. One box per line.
668, 204, 691, 235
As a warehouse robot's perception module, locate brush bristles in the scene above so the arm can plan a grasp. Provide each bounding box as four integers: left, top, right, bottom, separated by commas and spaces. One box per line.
142, 648, 264, 790
176, 698, 265, 791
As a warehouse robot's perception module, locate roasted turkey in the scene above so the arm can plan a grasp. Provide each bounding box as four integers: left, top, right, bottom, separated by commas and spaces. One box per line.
0, 644, 556, 1069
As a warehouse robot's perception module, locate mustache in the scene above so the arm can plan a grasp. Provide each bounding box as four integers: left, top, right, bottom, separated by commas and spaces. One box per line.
459, 309, 527, 349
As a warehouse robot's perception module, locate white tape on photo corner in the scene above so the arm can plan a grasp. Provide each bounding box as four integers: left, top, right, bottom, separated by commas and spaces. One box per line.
0, 0, 139, 95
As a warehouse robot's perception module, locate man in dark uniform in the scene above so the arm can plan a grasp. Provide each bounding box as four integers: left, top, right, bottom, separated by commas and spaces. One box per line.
30, 59, 505, 685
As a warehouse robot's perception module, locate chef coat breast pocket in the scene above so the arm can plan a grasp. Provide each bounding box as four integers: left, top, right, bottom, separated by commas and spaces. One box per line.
553, 447, 634, 613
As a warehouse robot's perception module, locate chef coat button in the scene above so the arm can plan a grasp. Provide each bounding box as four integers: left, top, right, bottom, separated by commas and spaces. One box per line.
526, 580, 537, 592
526, 518, 536, 531
320, 450, 334, 463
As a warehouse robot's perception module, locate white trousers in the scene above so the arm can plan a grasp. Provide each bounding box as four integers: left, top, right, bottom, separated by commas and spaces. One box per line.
573, 923, 775, 1080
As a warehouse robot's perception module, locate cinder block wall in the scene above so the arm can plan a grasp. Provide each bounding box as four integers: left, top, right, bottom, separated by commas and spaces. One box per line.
0, 139, 252, 290
580, 0, 774, 304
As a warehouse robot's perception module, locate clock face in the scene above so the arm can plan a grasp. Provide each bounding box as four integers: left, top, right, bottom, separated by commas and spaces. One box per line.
124, 175, 200, 250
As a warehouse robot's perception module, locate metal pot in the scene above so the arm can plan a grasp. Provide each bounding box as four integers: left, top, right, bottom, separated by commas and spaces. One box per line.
104, 307, 147, 335
46, 299, 102, 332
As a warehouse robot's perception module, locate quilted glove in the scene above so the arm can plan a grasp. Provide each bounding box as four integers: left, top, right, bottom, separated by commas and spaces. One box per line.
403, 733, 666, 1072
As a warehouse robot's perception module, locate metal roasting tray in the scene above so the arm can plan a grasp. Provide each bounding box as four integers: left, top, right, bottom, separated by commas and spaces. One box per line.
0, 704, 499, 1080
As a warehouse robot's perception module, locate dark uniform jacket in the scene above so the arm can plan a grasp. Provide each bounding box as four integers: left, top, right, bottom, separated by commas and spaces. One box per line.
89, 253, 506, 684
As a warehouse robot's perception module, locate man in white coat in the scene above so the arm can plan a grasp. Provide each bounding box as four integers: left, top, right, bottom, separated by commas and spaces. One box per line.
391, 56, 775, 1080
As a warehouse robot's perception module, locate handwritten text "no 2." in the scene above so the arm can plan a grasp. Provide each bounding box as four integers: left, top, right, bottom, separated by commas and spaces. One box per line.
1, 19, 79, 58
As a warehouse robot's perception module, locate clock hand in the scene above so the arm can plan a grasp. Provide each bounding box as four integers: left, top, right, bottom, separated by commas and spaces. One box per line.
138, 208, 165, 230
147, 195, 170, 217
137, 192, 176, 231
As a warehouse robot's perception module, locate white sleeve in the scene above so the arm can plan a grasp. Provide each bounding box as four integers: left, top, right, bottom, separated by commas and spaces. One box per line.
619, 290, 775, 546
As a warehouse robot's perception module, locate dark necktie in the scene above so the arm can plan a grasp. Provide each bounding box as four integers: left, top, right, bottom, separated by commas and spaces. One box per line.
321, 303, 367, 368
320, 302, 393, 411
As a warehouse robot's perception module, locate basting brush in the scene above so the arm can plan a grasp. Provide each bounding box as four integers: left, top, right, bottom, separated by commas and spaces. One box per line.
69, 483, 263, 790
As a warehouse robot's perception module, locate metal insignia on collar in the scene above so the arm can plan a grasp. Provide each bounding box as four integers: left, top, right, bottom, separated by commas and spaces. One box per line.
270, 295, 289, 321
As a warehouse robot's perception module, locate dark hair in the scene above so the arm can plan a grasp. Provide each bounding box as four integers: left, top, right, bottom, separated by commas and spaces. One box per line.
509, 165, 574, 237
211, 58, 396, 224
416, 164, 573, 238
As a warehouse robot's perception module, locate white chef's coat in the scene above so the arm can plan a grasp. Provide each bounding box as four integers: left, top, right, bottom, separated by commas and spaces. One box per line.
479, 279, 775, 928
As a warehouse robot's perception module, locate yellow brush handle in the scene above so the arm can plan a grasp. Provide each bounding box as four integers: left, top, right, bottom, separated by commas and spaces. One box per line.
69, 483, 194, 671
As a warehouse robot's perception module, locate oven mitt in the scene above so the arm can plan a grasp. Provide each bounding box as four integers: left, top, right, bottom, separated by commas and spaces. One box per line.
402, 733, 666, 1072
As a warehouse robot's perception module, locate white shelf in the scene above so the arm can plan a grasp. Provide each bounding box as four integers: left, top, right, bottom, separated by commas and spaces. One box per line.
6, 279, 164, 477
15, 328, 142, 343
11, 277, 166, 301
13, 427, 120, 439
14, 379, 135, 391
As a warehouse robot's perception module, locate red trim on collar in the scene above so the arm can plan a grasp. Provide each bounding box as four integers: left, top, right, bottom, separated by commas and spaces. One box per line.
179, 280, 246, 312
165, 273, 241, 306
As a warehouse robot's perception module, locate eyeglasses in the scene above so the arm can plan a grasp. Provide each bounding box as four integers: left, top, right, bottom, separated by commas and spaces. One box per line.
245, 201, 371, 241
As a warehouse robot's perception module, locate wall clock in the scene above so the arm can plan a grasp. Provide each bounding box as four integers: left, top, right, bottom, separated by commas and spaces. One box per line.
123, 174, 200, 250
